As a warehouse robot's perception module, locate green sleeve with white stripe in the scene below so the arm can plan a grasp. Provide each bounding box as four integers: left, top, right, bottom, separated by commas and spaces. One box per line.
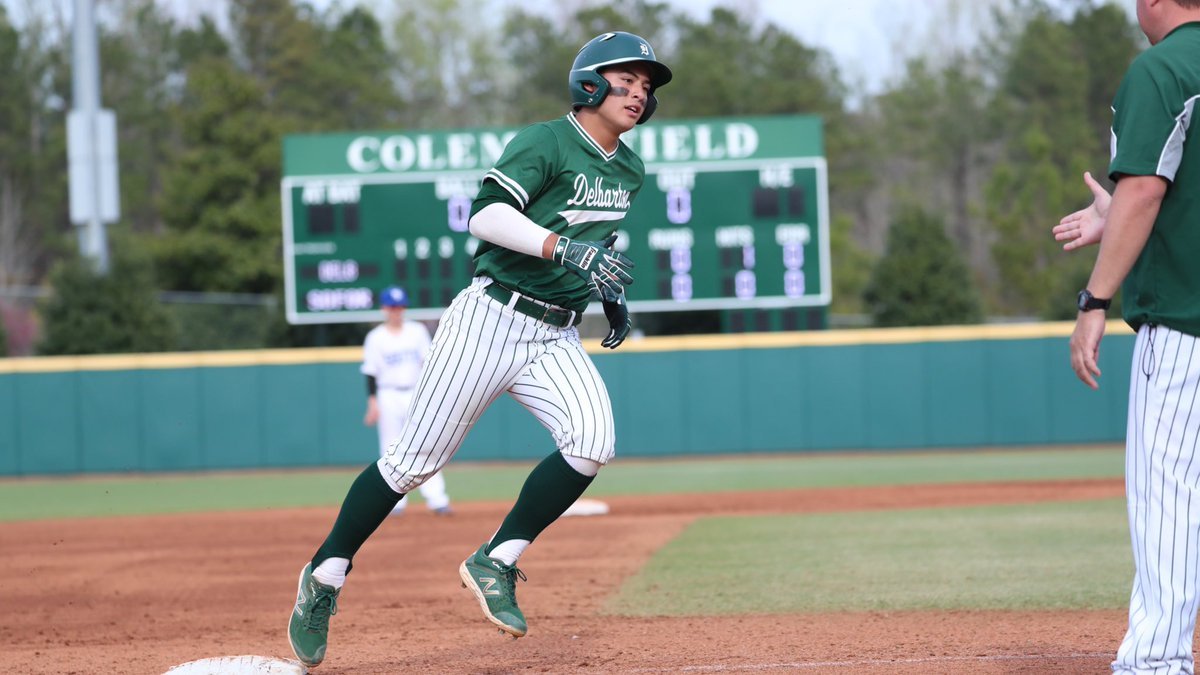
477, 123, 559, 211
469, 179, 522, 218
1109, 54, 1184, 182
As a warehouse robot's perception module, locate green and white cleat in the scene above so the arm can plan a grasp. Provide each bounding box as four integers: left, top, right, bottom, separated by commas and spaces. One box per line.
458, 544, 528, 638
287, 563, 340, 667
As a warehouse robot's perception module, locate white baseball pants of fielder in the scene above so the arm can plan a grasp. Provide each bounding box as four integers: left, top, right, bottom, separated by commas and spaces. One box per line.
1114, 324, 1200, 675
377, 277, 616, 496
376, 388, 450, 511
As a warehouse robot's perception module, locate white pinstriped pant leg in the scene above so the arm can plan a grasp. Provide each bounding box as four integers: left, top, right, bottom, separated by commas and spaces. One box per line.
376, 389, 413, 509
508, 330, 616, 463
375, 389, 413, 458
1115, 325, 1200, 675
377, 390, 451, 510
377, 278, 561, 493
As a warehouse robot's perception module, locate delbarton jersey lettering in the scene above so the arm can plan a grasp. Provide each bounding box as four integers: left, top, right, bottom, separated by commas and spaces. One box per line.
471, 112, 645, 312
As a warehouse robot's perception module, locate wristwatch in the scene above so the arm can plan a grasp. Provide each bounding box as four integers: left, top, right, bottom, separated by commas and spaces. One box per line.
1076, 289, 1111, 312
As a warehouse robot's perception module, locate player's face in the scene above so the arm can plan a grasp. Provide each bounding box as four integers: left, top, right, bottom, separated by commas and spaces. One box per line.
597, 64, 654, 132
383, 306, 405, 325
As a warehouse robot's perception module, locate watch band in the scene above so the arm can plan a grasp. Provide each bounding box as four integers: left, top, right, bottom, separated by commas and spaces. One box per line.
1077, 289, 1111, 312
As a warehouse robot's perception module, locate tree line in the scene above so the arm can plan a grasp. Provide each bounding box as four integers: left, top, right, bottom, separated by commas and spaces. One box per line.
0, 0, 1142, 355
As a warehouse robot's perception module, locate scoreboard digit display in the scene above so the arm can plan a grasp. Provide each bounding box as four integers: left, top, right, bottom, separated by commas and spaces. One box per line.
281, 115, 829, 324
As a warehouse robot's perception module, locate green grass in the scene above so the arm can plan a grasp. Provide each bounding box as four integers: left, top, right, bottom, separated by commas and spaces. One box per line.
587, 445, 1124, 494
606, 498, 1132, 615
0, 445, 1124, 521
2, 447, 1132, 616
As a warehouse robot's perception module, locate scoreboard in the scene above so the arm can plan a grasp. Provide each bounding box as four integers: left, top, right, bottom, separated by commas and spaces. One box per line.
281, 115, 830, 324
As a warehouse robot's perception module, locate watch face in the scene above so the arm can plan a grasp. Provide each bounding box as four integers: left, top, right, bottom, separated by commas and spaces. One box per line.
1077, 290, 1109, 311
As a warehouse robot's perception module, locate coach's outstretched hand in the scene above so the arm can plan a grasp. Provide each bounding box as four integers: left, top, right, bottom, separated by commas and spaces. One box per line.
552, 233, 634, 298
1054, 171, 1110, 251
600, 287, 631, 349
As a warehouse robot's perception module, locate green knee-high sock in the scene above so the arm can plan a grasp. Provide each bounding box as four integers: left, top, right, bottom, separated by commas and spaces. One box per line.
486, 451, 594, 553
312, 463, 403, 571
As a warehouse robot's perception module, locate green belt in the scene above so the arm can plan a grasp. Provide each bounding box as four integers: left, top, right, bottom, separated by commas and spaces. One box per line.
484, 283, 581, 328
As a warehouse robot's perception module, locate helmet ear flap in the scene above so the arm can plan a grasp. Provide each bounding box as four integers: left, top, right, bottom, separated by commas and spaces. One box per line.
638, 93, 658, 124
588, 77, 612, 107
571, 71, 611, 109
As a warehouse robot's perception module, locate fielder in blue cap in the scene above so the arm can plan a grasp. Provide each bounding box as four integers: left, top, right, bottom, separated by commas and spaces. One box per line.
379, 286, 408, 308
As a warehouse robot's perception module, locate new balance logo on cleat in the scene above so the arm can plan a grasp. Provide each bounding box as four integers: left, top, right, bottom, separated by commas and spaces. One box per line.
288, 563, 340, 667
479, 576, 500, 596
459, 543, 528, 638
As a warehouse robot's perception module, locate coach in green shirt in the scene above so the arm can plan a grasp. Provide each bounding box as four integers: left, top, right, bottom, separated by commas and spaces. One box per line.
1057, 1, 1200, 672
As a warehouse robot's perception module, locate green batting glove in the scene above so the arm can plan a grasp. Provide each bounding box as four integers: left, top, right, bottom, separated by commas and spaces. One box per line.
600, 287, 631, 349
552, 234, 635, 298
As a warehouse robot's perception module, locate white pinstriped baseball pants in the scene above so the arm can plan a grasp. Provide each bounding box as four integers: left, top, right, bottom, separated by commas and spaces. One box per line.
375, 388, 450, 510
377, 277, 616, 495
1115, 324, 1200, 675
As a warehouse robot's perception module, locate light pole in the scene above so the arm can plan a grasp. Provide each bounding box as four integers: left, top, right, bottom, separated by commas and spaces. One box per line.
67, 0, 119, 274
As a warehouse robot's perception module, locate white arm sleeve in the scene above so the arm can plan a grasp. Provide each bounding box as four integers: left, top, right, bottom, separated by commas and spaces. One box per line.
468, 202, 554, 259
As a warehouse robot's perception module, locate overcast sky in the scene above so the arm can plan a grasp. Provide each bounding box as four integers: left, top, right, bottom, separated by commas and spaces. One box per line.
10, 0, 1140, 96
665, 0, 1139, 94
320, 0, 1140, 95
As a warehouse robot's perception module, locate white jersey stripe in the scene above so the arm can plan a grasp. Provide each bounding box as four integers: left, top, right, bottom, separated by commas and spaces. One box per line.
485, 169, 529, 209
557, 209, 627, 226
567, 111, 616, 161
1155, 95, 1199, 181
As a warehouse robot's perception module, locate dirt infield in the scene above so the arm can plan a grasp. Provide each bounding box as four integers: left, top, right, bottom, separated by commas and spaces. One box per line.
4, 479, 1128, 674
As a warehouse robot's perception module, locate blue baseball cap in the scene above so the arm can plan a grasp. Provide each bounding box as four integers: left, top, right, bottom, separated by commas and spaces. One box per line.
380, 286, 409, 307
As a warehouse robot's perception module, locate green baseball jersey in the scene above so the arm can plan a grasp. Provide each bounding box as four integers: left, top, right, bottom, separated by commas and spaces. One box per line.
1109, 22, 1200, 336
471, 112, 645, 312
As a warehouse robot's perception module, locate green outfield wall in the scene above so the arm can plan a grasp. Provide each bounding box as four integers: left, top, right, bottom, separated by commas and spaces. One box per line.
0, 321, 1135, 476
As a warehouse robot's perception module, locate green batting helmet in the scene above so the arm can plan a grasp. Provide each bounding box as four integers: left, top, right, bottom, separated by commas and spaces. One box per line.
569, 31, 672, 124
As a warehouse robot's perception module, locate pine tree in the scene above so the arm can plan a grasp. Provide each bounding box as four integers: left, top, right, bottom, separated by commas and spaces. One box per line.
38, 234, 178, 355
863, 208, 983, 327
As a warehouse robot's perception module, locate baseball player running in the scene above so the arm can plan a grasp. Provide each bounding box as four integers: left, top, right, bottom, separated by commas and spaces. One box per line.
288, 31, 671, 667
1056, 1, 1200, 672
361, 286, 451, 516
